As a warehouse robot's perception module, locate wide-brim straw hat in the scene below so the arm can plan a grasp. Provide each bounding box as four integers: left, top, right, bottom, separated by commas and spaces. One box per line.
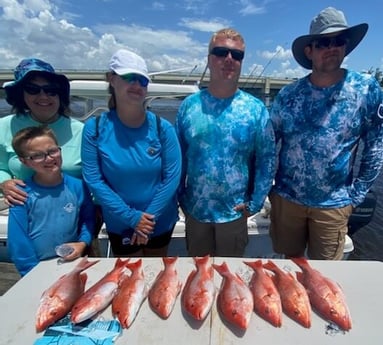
292, 7, 368, 69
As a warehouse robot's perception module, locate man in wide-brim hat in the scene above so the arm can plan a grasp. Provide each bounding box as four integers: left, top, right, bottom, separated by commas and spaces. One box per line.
268, 7, 383, 261
292, 6, 368, 69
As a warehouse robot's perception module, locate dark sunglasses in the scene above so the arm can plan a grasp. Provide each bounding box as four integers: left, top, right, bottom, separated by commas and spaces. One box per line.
120, 73, 149, 87
312, 36, 348, 49
210, 46, 245, 61
23, 83, 60, 97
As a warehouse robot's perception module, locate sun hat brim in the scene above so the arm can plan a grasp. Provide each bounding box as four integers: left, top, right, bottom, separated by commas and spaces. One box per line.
292, 23, 368, 69
4, 71, 70, 106
112, 68, 151, 82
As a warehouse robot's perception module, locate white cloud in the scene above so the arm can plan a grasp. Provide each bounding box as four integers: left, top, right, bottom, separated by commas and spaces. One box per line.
238, 0, 265, 16
179, 18, 230, 32
0, 0, 307, 78
151, 2, 165, 11
259, 46, 292, 60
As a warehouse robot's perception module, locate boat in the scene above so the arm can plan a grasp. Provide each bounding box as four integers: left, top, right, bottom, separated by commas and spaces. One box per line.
0, 79, 377, 261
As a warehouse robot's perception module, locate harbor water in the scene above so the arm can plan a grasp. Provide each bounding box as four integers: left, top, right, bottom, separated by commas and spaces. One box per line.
349, 170, 383, 261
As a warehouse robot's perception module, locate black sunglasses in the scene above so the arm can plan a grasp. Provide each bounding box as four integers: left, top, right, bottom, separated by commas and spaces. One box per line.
120, 73, 149, 87
23, 83, 60, 97
312, 36, 348, 50
210, 46, 245, 61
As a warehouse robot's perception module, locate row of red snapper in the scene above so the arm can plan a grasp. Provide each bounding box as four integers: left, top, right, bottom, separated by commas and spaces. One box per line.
35, 255, 352, 333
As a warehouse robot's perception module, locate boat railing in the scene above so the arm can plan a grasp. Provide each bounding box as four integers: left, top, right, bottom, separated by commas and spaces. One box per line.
73, 106, 108, 122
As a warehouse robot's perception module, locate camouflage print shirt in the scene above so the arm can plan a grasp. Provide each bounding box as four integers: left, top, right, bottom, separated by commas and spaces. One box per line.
175, 88, 276, 223
270, 69, 383, 207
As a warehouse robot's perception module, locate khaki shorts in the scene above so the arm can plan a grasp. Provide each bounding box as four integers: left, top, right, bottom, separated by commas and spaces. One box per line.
184, 213, 248, 257
269, 193, 352, 260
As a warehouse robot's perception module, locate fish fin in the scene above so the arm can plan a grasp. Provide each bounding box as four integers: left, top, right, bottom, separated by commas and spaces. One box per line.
79, 273, 88, 288
295, 271, 303, 283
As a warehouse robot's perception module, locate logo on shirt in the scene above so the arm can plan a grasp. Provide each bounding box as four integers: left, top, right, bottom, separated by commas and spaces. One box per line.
377, 104, 383, 120
63, 203, 75, 213
147, 147, 156, 156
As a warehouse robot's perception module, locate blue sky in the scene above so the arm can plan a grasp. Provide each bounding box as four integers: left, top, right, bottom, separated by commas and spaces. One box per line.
0, 0, 381, 79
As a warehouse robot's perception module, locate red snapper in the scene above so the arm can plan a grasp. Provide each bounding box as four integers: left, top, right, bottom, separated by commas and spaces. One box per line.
35, 257, 99, 332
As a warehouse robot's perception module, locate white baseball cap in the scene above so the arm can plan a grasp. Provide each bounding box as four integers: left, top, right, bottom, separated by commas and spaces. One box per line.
109, 49, 150, 81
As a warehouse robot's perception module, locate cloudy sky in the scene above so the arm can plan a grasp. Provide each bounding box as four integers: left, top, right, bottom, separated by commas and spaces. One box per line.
0, 0, 382, 79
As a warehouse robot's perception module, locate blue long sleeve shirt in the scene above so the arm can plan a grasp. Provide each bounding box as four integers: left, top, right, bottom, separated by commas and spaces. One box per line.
175, 88, 276, 222
81, 110, 181, 237
8, 173, 95, 276
270, 70, 383, 207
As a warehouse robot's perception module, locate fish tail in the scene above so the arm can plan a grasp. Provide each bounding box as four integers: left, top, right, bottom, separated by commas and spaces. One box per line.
126, 258, 143, 272
243, 259, 263, 271
194, 255, 210, 266
212, 261, 230, 276
263, 260, 279, 272
163, 256, 178, 265
114, 257, 130, 268
290, 257, 309, 269
73, 256, 100, 273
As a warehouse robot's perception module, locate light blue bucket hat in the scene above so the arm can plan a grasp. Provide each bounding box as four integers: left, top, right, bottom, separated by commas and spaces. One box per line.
292, 7, 368, 69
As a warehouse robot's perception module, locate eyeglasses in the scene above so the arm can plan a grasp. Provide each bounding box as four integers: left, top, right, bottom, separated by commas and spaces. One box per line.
23, 83, 60, 97
23, 147, 62, 163
209, 46, 245, 61
120, 73, 149, 87
312, 36, 348, 49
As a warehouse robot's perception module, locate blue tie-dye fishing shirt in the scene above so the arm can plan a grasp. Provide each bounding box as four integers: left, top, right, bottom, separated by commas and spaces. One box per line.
270, 70, 383, 208
175, 88, 276, 223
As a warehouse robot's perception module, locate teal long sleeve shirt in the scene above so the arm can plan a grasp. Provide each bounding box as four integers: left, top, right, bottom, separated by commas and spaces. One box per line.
0, 113, 83, 184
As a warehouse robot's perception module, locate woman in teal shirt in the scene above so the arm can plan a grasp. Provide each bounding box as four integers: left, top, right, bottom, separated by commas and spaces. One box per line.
0, 58, 83, 206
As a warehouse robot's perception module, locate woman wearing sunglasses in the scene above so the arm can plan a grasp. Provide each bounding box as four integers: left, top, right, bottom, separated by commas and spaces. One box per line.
0, 58, 83, 208
81, 49, 181, 257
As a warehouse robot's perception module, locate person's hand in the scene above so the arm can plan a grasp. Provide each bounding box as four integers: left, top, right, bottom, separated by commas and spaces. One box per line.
131, 233, 149, 246
234, 203, 252, 218
130, 213, 155, 245
0, 179, 27, 206
62, 242, 87, 261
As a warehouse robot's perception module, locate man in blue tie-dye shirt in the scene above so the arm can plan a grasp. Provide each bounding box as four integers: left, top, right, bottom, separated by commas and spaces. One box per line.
269, 7, 383, 260
175, 28, 276, 257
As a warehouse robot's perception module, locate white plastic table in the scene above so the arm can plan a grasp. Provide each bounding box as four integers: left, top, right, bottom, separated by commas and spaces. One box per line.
0, 257, 381, 345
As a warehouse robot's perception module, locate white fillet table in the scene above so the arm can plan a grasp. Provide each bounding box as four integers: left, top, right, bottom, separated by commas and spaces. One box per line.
0, 257, 381, 345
